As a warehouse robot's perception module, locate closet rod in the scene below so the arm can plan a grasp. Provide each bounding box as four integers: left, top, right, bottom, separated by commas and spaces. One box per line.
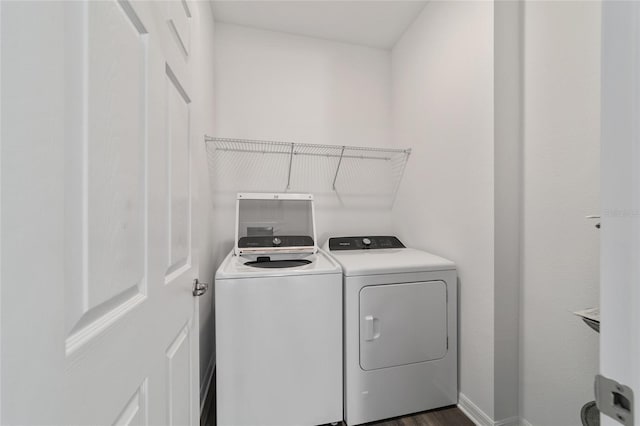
213, 147, 397, 161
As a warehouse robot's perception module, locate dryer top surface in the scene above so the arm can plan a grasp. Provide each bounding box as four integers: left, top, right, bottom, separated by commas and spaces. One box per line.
326, 246, 456, 277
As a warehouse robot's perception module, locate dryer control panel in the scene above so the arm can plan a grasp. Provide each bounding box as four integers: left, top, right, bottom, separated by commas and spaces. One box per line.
328, 236, 405, 251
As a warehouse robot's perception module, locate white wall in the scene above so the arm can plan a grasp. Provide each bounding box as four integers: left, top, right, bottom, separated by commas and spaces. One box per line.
520, 2, 601, 425
214, 23, 391, 148
391, 1, 496, 420
212, 23, 394, 254
191, 1, 217, 405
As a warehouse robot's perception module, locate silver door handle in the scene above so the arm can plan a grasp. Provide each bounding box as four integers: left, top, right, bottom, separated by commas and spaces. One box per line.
192, 278, 209, 297
364, 315, 381, 341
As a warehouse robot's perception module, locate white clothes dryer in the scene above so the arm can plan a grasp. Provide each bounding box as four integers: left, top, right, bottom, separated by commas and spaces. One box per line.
324, 236, 458, 425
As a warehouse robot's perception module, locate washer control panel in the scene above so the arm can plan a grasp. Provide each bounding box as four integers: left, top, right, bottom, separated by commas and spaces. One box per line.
328, 236, 405, 251
239, 235, 314, 248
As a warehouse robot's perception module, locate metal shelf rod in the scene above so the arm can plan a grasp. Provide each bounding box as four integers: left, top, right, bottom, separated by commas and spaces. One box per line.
214, 147, 395, 161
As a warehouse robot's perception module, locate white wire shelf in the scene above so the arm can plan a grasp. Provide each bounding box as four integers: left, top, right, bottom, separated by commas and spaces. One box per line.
205, 136, 411, 206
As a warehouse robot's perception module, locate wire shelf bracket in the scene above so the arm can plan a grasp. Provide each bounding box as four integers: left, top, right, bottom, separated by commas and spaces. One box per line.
332, 146, 346, 191
286, 143, 294, 190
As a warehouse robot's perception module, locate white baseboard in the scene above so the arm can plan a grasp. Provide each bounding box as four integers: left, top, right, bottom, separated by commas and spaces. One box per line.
458, 393, 495, 426
495, 416, 521, 426
458, 393, 527, 426
200, 358, 215, 412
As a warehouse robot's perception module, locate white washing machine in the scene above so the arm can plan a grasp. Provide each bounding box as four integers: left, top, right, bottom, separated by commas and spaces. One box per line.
216, 193, 343, 426
324, 236, 458, 425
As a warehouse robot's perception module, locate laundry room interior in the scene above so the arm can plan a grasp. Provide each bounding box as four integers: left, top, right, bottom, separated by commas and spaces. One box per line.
5, 0, 632, 425
193, 0, 602, 425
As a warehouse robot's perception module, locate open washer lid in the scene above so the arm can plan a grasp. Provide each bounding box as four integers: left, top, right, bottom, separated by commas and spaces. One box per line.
234, 193, 318, 257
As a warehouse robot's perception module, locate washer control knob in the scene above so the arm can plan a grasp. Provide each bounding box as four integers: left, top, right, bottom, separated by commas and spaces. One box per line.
362, 238, 372, 247
273, 237, 282, 246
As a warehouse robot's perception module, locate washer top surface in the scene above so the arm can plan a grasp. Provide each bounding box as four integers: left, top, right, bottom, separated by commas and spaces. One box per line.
323, 236, 455, 277
216, 248, 341, 279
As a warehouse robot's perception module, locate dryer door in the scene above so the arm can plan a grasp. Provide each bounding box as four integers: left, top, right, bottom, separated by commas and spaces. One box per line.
359, 281, 447, 371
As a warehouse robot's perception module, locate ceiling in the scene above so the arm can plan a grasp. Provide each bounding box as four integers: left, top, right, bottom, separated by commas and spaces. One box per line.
210, 1, 428, 49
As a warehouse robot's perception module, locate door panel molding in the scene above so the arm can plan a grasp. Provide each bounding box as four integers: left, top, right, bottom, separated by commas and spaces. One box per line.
65, 290, 146, 356
65, 0, 150, 355
113, 378, 149, 426
166, 323, 193, 426
165, 63, 192, 280
166, 0, 191, 57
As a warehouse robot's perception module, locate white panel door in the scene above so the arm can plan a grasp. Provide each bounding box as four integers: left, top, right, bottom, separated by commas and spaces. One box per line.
1, 1, 202, 424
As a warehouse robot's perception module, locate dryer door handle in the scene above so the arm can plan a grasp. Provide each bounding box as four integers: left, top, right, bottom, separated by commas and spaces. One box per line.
364, 315, 381, 341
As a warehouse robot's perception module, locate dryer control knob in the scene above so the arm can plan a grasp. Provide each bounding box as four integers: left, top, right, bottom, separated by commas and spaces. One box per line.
273, 237, 282, 246
362, 238, 372, 246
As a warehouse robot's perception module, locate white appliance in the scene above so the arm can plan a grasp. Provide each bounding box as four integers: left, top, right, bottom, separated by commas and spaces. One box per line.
215, 193, 343, 426
324, 236, 458, 425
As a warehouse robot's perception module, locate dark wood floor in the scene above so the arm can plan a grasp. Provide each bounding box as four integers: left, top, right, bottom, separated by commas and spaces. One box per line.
201, 374, 473, 426
360, 406, 474, 426
200, 370, 216, 426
